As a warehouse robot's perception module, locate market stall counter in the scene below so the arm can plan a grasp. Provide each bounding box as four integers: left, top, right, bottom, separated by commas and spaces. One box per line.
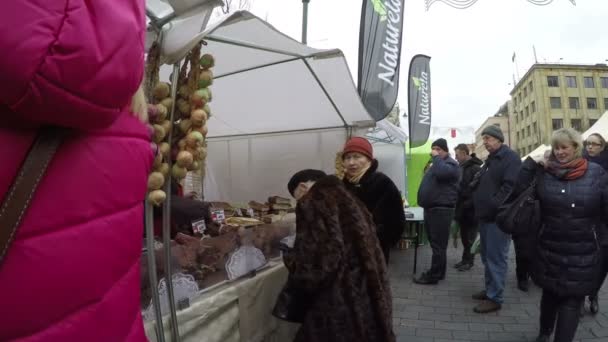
144, 260, 299, 342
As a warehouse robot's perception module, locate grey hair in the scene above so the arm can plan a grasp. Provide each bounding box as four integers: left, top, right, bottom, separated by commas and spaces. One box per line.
551, 128, 583, 159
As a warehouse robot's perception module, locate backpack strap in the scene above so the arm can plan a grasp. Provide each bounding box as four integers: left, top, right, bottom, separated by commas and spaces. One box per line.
0, 127, 63, 266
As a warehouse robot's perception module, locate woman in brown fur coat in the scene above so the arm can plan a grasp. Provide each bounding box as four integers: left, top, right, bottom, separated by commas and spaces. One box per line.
283, 170, 395, 342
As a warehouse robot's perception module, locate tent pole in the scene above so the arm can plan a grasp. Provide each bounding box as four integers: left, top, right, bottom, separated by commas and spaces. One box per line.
162, 63, 182, 342
145, 202, 165, 342
302, 0, 310, 44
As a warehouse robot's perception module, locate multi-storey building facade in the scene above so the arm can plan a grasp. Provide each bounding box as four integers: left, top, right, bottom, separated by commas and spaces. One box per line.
510, 63, 608, 156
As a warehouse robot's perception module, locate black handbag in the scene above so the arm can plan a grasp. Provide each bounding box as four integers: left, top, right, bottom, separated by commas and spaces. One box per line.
496, 170, 542, 235
272, 281, 309, 323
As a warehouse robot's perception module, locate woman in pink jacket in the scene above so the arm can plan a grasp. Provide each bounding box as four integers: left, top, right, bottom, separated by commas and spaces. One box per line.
0, 1, 152, 341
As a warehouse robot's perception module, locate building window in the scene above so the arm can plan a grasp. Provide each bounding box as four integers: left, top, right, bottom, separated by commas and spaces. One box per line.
493, 123, 501, 129
525, 106, 529, 117
566, 76, 577, 88
604, 98, 608, 110
518, 93, 522, 103
526, 126, 530, 137
547, 76, 559, 87
516, 132, 520, 141
520, 111, 524, 121
552, 119, 564, 130
601, 77, 608, 88
524, 87, 527, 97
571, 119, 582, 131
587, 97, 598, 109
531, 101, 536, 112
529, 81, 534, 93
590, 119, 598, 127
533, 122, 538, 134
584, 77, 595, 88
569, 97, 580, 109
550, 97, 562, 109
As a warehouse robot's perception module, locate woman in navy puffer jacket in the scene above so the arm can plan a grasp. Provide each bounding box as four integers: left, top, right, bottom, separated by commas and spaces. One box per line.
515, 129, 608, 342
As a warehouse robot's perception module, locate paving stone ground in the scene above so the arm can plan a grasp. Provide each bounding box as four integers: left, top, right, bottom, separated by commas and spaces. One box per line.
388, 242, 608, 342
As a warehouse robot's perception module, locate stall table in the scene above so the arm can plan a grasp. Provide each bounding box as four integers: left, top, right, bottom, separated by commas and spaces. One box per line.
144, 261, 300, 342
403, 207, 424, 274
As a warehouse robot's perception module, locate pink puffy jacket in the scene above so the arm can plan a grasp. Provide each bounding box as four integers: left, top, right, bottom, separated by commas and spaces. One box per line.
0, 1, 152, 341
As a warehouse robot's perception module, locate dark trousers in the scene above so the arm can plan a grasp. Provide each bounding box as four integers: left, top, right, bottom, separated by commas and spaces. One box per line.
380, 240, 391, 264
540, 290, 583, 342
457, 219, 478, 265
423, 207, 455, 279
513, 236, 531, 282
591, 246, 608, 299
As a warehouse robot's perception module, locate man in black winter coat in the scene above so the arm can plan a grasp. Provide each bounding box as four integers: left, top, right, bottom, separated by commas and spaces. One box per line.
453, 144, 483, 271
415, 138, 460, 285
471, 125, 521, 314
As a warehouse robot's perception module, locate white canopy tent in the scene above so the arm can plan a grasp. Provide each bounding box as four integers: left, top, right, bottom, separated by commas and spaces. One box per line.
583, 111, 608, 139
366, 120, 408, 196
522, 144, 551, 161
168, 11, 376, 201
149, 10, 377, 201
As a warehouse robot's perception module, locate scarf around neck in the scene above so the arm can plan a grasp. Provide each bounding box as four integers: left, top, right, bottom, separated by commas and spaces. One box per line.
346, 163, 372, 184
545, 157, 588, 180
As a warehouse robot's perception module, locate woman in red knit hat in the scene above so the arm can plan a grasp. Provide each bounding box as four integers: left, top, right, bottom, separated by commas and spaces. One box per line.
342, 137, 406, 263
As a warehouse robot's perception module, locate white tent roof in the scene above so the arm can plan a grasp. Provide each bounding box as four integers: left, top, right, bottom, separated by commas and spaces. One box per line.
583, 111, 608, 139
522, 144, 550, 161
146, 0, 222, 60
150, 8, 374, 138
200, 11, 374, 138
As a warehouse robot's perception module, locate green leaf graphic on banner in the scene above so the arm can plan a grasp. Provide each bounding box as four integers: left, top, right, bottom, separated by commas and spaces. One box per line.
371, 0, 387, 21
412, 77, 421, 89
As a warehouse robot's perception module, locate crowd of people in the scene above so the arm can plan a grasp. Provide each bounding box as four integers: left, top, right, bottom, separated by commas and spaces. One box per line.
285, 127, 608, 342
2, 2, 605, 342
414, 126, 608, 342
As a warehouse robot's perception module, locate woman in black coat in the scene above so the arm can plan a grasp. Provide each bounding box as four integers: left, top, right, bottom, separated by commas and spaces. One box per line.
583, 133, 608, 314
341, 137, 406, 264
515, 128, 608, 342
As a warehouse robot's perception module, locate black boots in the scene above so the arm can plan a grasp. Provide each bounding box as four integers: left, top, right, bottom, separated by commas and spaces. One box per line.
518, 279, 529, 292
590, 296, 599, 315
413, 271, 439, 285
535, 334, 550, 342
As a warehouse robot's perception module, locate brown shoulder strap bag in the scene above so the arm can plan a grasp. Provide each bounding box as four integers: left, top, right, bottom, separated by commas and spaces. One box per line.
0, 127, 63, 266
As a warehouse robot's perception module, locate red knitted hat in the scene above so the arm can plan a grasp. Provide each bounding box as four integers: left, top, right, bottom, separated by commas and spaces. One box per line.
342, 137, 373, 160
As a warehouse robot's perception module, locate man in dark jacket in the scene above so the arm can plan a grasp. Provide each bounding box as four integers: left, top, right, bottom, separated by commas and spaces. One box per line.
284, 169, 395, 342
415, 138, 460, 285
471, 125, 521, 314
453, 144, 483, 271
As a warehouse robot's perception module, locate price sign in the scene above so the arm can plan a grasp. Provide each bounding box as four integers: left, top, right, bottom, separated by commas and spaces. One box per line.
211, 209, 226, 223
192, 219, 207, 234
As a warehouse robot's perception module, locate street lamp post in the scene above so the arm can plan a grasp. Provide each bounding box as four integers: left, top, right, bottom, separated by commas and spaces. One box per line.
302, 0, 310, 44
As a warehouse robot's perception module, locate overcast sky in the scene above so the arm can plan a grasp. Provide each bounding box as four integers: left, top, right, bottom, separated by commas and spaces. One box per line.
243, 0, 607, 130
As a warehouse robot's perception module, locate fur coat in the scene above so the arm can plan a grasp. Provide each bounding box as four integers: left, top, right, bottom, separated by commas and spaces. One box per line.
284, 176, 395, 342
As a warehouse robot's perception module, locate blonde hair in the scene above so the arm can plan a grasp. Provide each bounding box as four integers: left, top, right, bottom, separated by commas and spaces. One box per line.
130, 83, 148, 122
551, 128, 583, 159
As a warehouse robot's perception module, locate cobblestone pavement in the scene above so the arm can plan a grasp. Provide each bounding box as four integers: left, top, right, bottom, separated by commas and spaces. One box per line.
388, 243, 608, 342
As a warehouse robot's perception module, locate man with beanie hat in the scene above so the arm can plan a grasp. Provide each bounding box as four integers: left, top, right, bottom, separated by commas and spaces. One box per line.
481, 125, 505, 143
415, 138, 461, 285
471, 126, 521, 314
